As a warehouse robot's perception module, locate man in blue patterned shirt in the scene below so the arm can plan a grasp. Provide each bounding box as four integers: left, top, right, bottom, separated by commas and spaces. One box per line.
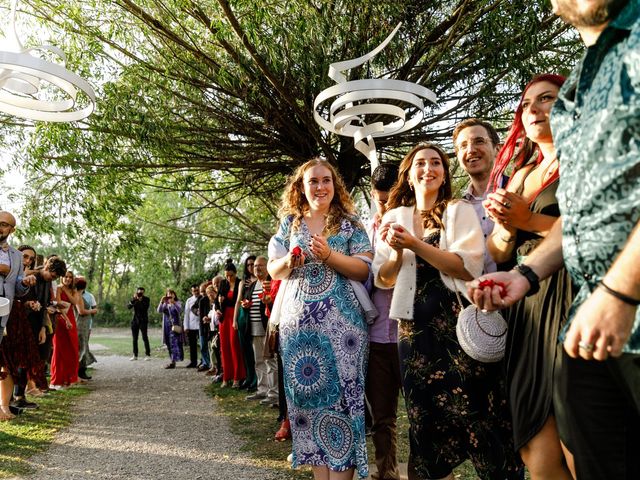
468, 1, 640, 478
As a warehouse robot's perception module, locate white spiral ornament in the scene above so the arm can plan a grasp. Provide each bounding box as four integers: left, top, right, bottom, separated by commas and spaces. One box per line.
313, 23, 437, 171
0, 0, 96, 122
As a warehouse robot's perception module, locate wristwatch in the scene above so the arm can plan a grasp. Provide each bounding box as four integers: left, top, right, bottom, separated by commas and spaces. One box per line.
513, 264, 540, 297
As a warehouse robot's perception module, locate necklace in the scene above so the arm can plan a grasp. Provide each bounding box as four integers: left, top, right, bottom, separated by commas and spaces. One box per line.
305, 212, 327, 236
539, 158, 559, 181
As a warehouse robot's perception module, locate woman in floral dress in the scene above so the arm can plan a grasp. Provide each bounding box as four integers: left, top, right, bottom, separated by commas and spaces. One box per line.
268, 158, 372, 479
373, 143, 521, 480
158, 289, 183, 369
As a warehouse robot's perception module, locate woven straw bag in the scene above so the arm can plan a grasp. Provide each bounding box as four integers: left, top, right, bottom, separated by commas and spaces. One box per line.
455, 301, 507, 363
448, 275, 507, 363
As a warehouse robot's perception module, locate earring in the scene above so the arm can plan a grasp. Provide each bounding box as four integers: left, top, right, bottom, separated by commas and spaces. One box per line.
409, 183, 414, 191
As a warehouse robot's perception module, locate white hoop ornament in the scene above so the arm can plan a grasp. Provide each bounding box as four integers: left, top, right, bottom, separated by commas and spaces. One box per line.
0, 0, 96, 122
313, 23, 437, 171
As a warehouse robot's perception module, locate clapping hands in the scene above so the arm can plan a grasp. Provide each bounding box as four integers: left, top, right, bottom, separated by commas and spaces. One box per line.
380, 222, 415, 251
484, 189, 532, 230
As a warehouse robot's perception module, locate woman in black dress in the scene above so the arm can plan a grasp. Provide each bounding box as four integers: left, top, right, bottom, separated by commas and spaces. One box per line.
484, 74, 575, 480
373, 143, 522, 480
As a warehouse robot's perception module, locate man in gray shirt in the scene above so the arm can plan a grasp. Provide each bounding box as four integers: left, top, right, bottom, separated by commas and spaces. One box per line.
453, 119, 502, 273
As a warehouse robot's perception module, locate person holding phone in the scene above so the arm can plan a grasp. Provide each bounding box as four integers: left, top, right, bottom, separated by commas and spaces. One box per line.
128, 287, 151, 361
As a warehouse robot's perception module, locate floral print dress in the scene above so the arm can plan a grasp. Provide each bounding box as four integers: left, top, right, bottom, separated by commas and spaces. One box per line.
159, 302, 184, 363
398, 232, 521, 480
274, 216, 372, 478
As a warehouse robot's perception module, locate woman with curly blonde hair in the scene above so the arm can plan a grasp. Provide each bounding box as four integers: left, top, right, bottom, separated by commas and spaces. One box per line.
279, 158, 359, 236
268, 158, 373, 479
373, 143, 522, 480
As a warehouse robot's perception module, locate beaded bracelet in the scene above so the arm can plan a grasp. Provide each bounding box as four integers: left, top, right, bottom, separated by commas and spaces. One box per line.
599, 280, 640, 306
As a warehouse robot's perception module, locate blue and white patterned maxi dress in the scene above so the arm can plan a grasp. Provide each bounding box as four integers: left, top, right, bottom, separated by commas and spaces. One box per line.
273, 216, 372, 478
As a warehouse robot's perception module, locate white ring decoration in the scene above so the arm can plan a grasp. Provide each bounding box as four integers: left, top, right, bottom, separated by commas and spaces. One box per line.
313, 23, 437, 171
0, 0, 96, 122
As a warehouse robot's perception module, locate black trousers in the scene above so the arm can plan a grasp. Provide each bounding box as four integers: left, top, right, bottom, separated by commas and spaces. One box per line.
186, 329, 199, 366
366, 342, 402, 480
277, 352, 287, 422
131, 320, 151, 357
556, 350, 640, 480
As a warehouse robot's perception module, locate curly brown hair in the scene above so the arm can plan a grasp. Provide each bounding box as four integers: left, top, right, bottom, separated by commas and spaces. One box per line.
278, 158, 359, 236
387, 143, 453, 230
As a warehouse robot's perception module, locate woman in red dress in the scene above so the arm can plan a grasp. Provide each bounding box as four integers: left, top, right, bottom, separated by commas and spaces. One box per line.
50, 271, 80, 388
215, 260, 246, 388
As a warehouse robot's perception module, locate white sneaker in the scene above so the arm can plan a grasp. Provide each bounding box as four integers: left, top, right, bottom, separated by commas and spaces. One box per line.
260, 396, 278, 406
245, 392, 267, 401
287, 452, 293, 463
129, 356, 137, 361
144, 356, 151, 361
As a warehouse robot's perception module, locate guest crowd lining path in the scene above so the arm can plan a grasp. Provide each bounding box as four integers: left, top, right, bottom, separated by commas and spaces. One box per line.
9, 354, 291, 480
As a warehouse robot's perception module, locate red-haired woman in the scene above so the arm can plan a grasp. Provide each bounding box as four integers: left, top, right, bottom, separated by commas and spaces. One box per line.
484, 74, 575, 479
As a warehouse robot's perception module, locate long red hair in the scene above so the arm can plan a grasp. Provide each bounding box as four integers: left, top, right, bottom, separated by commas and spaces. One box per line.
488, 74, 566, 193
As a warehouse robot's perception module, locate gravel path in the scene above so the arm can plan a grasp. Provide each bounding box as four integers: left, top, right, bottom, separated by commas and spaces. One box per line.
14, 355, 290, 480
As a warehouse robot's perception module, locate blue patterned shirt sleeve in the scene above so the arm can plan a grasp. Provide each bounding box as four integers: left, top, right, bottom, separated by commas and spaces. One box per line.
274, 216, 293, 251
551, 0, 640, 353
347, 218, 374, 257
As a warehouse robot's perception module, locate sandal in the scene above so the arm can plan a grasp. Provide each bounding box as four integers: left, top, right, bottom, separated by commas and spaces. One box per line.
164, 362, 176, 369
274, 419, 291, 441
26, 388, 45, 398
231, 381, 241, 389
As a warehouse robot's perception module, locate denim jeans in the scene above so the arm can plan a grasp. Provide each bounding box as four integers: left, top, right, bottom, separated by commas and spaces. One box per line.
199, 332, 211, 368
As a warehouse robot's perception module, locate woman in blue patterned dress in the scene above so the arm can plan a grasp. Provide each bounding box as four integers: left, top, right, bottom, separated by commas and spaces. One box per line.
268, 158, 373, 480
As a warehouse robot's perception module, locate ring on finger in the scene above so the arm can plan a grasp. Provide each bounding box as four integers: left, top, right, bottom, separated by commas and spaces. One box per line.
503, 201, 512, 209
578, 340, 595, 352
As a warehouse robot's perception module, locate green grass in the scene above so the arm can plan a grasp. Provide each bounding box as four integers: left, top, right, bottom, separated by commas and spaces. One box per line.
89, 327, 166, 358
0, 326, 164, 479
207, 382, 482, 479
0, 328, 514, 480
0, 385, 90, 478
207, 382, 314, 479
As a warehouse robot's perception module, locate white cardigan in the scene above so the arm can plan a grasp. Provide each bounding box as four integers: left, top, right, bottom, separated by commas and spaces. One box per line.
372, 201, 484, 321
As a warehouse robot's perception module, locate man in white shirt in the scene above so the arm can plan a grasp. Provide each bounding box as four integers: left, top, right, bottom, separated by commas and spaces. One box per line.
183, 284, 201, 368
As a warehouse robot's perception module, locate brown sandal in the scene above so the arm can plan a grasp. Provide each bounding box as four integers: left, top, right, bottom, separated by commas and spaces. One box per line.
26, 388, 45, 398
274, 419, 291, 441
